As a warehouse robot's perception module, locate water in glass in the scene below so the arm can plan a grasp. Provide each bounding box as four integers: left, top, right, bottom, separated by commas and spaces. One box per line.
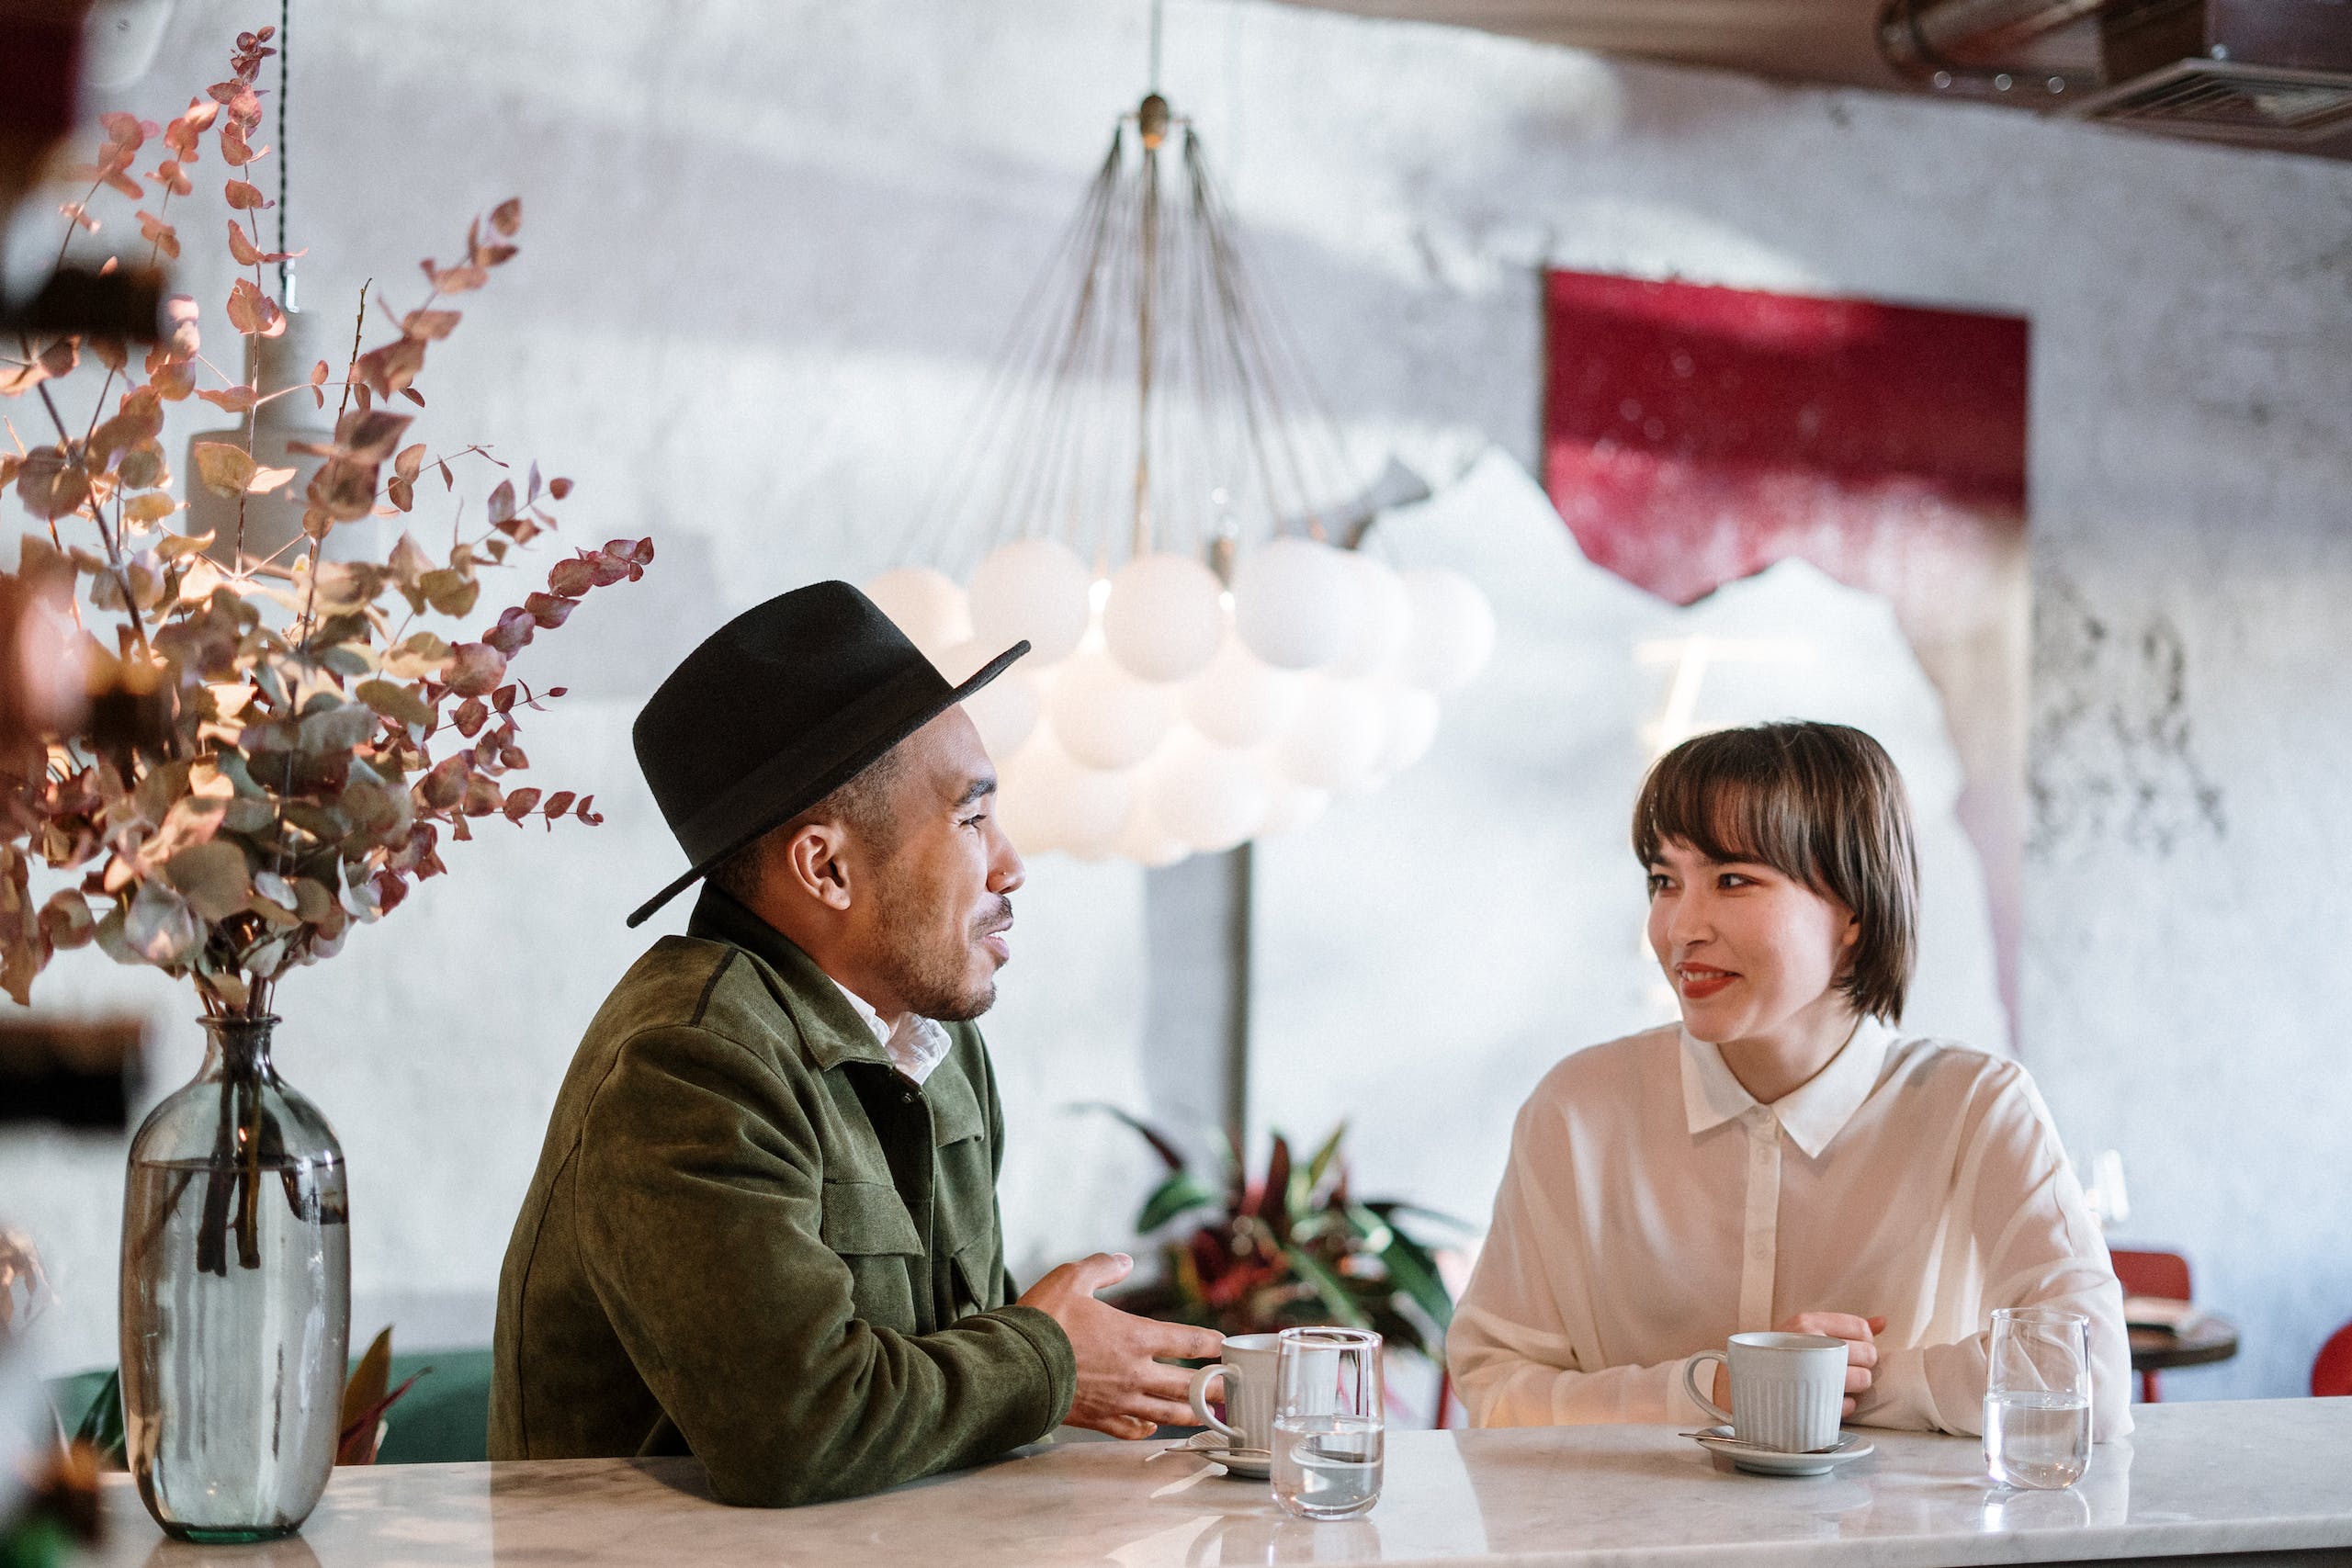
1272, 1414, 1384, 1519
1984, 1391, 2091, 1490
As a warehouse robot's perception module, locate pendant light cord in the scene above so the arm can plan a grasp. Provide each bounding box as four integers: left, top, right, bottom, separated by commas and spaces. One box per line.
1148, 0, 1164, 94
277, 0, 293, 310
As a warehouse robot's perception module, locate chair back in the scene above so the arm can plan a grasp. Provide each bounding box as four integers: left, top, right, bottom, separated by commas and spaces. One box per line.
2110, 1247, 2192, 1302
2315, 1322, 2352, 1398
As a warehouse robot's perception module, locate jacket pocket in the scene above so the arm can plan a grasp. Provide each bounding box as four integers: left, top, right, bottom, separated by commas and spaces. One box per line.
950, 1233, 1001, 1317
819, 1179, 922, 1257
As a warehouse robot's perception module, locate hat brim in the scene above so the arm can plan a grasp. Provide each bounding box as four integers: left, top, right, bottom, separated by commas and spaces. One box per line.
624, 639, 1031, 929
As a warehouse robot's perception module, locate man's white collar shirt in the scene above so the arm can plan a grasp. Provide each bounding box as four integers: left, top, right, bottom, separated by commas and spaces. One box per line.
831, 980, 954, 1087
1447, 1017, 2132, 1440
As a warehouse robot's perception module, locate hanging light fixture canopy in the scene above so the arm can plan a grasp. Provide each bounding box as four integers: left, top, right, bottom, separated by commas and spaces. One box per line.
870, 78, 1494, 867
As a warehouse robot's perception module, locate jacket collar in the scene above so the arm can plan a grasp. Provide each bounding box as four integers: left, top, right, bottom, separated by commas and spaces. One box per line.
686, 886, 891, 1072
1679, 1013, 1894, 1160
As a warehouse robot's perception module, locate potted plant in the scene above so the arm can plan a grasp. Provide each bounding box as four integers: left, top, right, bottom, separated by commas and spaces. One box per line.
1090, 1110, 1463, 1423
1, 27, 650, 1541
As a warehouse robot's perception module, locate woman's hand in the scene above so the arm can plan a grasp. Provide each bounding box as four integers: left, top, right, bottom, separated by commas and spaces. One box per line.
1713, 1313, 1888, 1416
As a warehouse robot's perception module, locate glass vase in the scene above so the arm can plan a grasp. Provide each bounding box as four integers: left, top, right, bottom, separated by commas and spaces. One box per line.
119, 1014, 349, 1541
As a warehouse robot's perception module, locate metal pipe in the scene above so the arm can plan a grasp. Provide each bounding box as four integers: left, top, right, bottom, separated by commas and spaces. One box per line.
1879, 0, 2109, 77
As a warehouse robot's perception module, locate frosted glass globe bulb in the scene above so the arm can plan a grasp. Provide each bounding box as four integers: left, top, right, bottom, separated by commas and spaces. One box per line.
968, 538, 1093, 666
1231, 536, 1360, 671
1103, 552, 1225, 683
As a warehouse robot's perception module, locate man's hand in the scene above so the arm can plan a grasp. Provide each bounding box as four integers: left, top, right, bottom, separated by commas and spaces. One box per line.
1018, 1252, 1226, 1439
1713, 1313, 1887, 1417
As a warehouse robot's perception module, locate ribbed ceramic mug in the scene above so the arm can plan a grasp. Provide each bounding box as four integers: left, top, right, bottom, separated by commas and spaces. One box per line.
1189, 1332, 1280, 1451
1682, 1331, 1848, 1452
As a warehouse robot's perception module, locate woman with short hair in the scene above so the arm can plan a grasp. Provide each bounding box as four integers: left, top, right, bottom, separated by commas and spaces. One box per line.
1447, 721, 2131, 1438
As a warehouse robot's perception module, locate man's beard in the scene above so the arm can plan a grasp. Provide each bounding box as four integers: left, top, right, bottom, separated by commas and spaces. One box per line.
868, 862, 1009, 1022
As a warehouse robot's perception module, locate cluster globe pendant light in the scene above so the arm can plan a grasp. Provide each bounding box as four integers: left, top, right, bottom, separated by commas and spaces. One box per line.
867, 80, 1494, 867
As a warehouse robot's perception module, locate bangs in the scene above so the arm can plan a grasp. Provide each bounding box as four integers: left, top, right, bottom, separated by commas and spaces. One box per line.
1633, 737, 1826, 894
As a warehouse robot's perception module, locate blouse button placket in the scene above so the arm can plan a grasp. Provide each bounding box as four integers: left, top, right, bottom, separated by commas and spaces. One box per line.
1739, 1105, 1781, 1332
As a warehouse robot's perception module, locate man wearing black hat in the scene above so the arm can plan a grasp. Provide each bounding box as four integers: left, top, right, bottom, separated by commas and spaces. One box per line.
488, 582, 1223, 1506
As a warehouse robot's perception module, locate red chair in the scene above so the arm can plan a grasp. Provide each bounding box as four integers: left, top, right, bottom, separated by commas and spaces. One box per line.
2314, 1322, 2352, 1398
2110, 1247, 2193, 1404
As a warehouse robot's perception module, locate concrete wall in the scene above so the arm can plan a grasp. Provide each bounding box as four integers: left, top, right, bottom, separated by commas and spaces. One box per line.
4, 0, 2348, 1401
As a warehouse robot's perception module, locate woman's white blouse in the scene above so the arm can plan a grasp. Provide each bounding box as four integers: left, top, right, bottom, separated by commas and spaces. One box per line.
1447, 1018, 2133, 1439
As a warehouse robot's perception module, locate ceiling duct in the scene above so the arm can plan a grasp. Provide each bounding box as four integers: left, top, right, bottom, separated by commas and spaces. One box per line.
2072, 0, 2352, 144
1880, 0, 2352, 147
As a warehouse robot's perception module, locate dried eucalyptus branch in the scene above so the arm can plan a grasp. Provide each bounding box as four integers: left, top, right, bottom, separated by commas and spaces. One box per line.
0, 26, 651, 1031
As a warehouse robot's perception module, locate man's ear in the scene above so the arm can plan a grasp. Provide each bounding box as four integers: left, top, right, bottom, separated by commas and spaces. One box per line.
779, 821, 854, 911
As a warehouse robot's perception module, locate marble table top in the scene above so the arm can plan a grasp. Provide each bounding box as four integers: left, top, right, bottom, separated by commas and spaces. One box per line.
93, 1398, 2352, 1567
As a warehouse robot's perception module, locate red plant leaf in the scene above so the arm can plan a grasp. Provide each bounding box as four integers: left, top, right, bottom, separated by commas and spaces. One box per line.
225, 277, 284, 338
355, 337, 425, 398
453, 696, 488, 737
548, 476, 573, 500
541, 791, 577, 820
445, 641, 507, 697
482, 607, 534, 657
547, 558, 595, 597
489, 197, 522, 237
224, 178, 271, 210
502, 787, 541, 823
575, 795, 603, 826
524, 592, 576, 629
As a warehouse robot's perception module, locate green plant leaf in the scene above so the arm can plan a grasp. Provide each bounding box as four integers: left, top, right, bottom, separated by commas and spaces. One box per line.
1136, 1169, 1218, 1233
73, 1369, 125, 1468
1282, 1243, 1370, 1330
1305, 1122, 1347, 1194
1375, 1218, 1454, 1334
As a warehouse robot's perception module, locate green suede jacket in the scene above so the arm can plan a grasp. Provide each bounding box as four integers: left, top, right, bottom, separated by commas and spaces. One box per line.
488, 887, 1076, 1506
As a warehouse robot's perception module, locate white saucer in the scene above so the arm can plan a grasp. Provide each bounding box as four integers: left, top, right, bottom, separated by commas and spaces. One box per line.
1690, 1427, 1873, 1477
1182, 1432, 1272, 1480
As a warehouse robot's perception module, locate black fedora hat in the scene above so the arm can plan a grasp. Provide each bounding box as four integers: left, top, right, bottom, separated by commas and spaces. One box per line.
625, 581, 1026, 928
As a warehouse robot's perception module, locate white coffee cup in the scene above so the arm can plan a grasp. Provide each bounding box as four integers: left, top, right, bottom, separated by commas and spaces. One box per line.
1188, 1332, 1280, 1451
1682, 1331, 1849, 1452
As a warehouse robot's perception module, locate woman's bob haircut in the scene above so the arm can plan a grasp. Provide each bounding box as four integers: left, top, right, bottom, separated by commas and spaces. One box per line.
1633, 720, 1920, 1024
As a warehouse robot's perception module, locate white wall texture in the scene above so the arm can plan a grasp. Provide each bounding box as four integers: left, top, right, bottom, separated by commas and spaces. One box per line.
4, 0, 2349, 1405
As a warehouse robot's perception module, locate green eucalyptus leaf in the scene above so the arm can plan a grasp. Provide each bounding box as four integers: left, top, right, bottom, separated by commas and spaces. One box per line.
211, 750, 264, 796
297, 703, 374, 756
122, 880, 198, 966
92, 903, 136, 966
165, 840, 252, 921
355, 679, 433, 729
222, 797, 277, 834
291, 878, 335, 922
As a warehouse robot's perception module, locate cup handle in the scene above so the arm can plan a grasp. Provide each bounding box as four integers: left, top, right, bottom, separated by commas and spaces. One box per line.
1189, 1363, 1242, 1441
1683, 1350, 1733, 1426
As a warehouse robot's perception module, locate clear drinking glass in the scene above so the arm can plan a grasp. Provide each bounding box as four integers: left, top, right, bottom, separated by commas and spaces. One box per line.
1984, 1306, 2092, 1490
1271, 1326, 1383, 1520
120, 1015, 350, 1540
